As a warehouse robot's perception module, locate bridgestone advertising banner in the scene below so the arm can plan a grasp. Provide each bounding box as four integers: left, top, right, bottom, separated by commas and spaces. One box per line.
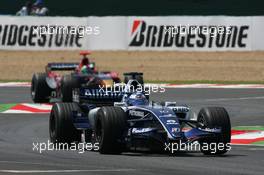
0, 16, 88, 50
128, 16, 252, 51
0, 16, 264, 51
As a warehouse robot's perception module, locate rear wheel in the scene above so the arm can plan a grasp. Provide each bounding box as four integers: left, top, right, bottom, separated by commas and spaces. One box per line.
49, 103, 81, 144
61, 75, 79, 102
31, 73, 52, 103
197, 107, 231, 155
95, 106, 127, 154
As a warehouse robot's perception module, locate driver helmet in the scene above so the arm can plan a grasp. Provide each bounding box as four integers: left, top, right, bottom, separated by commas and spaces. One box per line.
80, 65, 89, 74
127, 92, 148, 106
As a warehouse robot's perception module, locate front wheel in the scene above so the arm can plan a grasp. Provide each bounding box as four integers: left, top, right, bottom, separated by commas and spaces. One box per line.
49, 103, 81, 144
197, 107, 231, 155
95, 106, 127, 154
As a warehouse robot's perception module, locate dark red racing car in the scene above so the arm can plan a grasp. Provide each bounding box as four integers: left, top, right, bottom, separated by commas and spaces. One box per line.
31, 51, 122, 103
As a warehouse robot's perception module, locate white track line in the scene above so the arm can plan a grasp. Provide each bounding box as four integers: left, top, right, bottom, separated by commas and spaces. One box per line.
0, 169, 136, 173
204, 96, 264, 102
231, 143, 264, 146
0, 82, 31, 87
248, 148, 264, 150
162, 84, 264, 89
2, 82, 264, 89
2, 110, 33, 114
22, 103, 52, 110
0, 161, 115, 169
232, 131, 264, 139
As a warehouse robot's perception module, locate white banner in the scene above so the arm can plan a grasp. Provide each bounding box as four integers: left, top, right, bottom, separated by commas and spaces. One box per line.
86, 17, 127, 50
127, 16, 252, 51
0, 16, 88, 50
251, 16, 264, 51
0, 16, 264, 51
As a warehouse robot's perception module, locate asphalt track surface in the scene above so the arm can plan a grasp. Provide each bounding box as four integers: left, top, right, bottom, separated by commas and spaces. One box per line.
0, 87, 264, 175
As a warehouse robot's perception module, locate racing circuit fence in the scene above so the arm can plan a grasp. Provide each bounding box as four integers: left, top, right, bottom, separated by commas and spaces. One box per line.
0, 15, 264, 51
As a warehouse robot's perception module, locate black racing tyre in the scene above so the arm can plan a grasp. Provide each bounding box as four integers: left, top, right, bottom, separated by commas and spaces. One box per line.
95, 106, 127, 154
49, 103, 81, 144
124, 72, 144, 85
61, 75, 79, 102
197, 107, 231, 155
31, 73, 52, 103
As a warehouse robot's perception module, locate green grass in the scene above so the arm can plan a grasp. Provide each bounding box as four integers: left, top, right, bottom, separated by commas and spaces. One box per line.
232, 126, 264, 131
0, 104, 17, 112
0, 79, 29, 82
253, 141, 264, 145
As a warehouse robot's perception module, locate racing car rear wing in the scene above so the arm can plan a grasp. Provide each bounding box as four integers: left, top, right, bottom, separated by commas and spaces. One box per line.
46, 62, 96, 71
46, 63, 79, 71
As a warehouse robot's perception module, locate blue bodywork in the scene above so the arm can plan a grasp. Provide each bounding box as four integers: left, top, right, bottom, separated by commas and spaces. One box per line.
72, 83, 222, 150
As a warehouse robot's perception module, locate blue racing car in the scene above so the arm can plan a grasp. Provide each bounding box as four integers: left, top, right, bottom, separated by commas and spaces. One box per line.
49, 80, 231, 155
